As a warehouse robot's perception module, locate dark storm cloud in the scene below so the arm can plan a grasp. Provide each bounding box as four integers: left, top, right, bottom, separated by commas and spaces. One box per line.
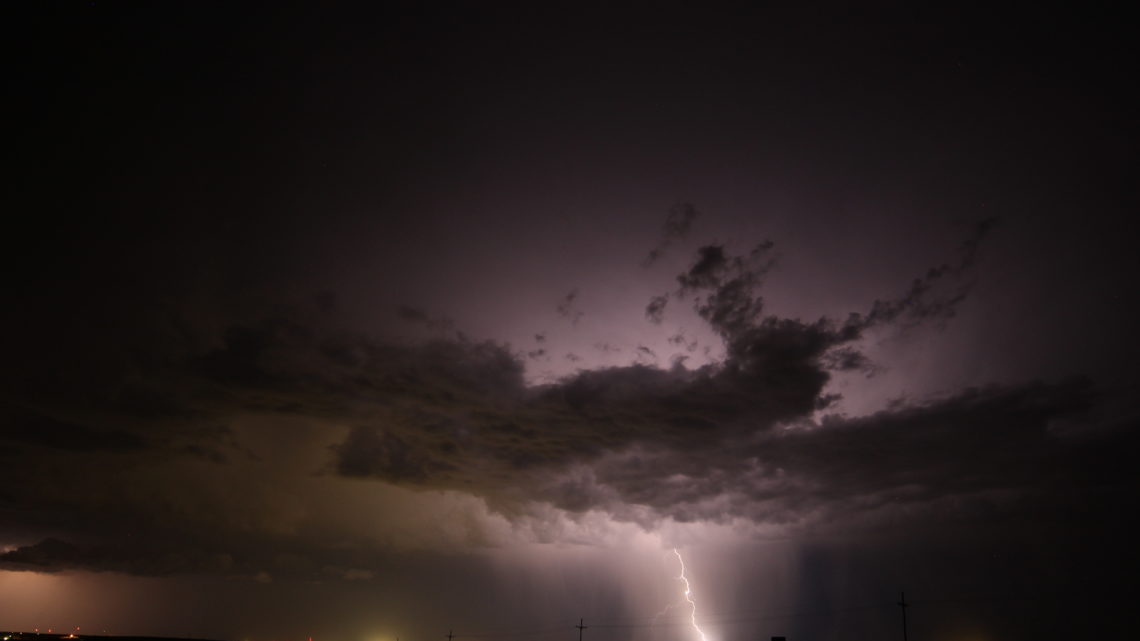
12, 233, 969, 501
859, 217, 998, 331
395, 305, 455, 333
643, 202, 700, 266
555, 288, 584, 325
645, 295, 669, 324
670, 241, 777, 340
0, 537, 236, 576
310, 226, 1008, 510
668, 331, 699, 353
2, 217, 1133, 579
335, 426, 455, 482
190, 322, 528, 418
0, 406, 147, 453
565, 379, 1120, 529
317, 220, 1111, 530
0, 532, 394, 581
820, 346, 877, 376
635, 345, 658, 361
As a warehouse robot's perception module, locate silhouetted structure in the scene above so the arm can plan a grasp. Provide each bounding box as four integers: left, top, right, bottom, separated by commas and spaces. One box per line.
897, 591, 909, 641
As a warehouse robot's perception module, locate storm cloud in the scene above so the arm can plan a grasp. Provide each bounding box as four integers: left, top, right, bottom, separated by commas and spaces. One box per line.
4, 7, 1136, 640
5, 222, 1132, 581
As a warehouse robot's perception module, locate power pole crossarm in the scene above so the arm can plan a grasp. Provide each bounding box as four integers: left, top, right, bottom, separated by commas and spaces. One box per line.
897, 591, 909, 641
576, 618, 588, 641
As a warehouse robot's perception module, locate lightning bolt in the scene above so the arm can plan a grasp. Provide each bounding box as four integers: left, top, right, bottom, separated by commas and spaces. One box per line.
673, 548, 708, 641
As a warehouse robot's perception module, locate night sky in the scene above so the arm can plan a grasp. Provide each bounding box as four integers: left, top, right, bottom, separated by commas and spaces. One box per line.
5, 4, 1138, 641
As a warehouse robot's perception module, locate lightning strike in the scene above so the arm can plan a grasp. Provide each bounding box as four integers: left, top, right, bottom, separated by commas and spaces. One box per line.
673, 548, 708, 641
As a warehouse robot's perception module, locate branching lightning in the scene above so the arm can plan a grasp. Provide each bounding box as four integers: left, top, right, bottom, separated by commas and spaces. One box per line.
673, 548, 708, 641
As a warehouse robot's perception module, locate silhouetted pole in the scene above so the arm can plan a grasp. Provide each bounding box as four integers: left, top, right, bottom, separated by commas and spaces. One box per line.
575, 618, 587, 641
897, 591, 909, 641
447, 630, 454, 641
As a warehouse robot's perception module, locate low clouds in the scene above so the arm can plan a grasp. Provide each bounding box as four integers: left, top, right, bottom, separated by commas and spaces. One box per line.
0, 537, 236, 576
556, 288, 585, 325
860, 216, 999, 330
1, 406, 147, 453
1, 215, 1135, 581
335, 426, 455, 482
645, 295, 668, 324
643, 202, 700, 266
649, 240, 778, 342
549, 378, 1107, 530
395, 306, 455, 333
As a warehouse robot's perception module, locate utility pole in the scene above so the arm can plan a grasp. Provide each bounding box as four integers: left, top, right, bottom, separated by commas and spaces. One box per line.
575, 618, 587, 641
897, 591, 909, 641
447, 630, 454, 641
